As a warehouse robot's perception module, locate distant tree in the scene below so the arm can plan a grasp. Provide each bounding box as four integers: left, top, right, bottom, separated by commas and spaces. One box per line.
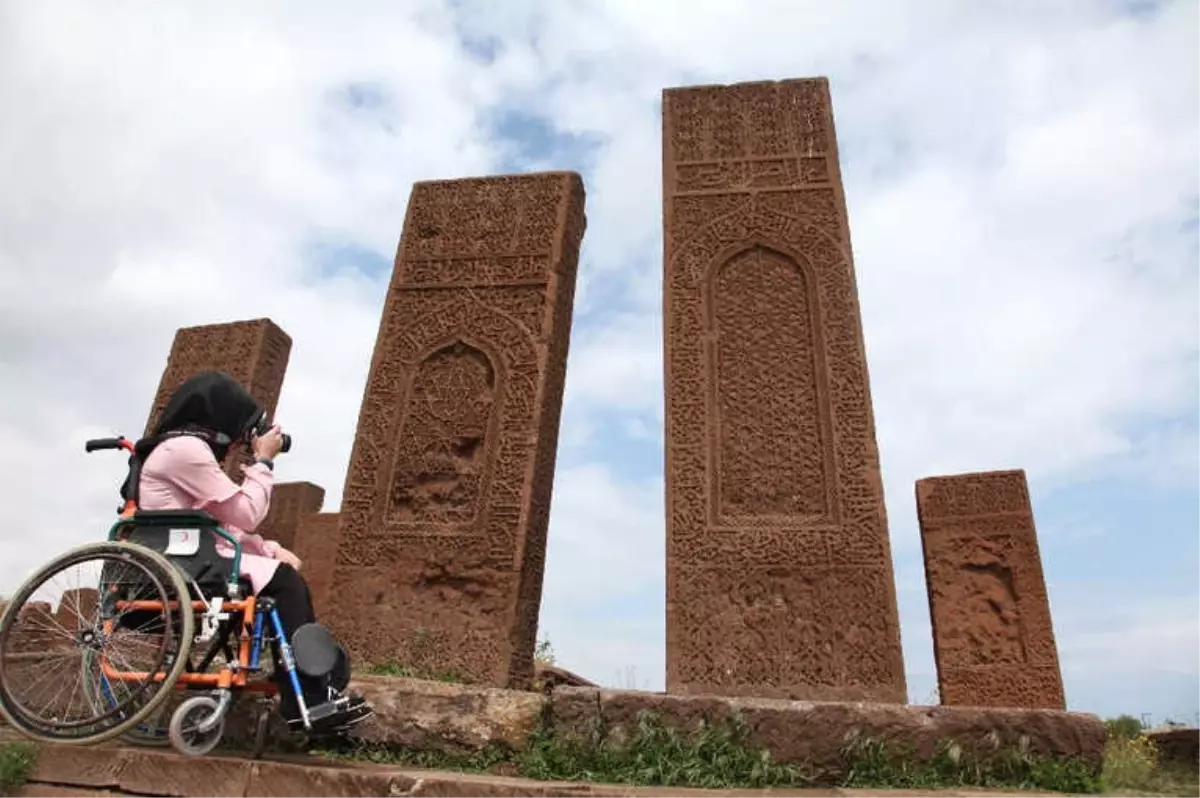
1106, 714, 1144, 739
534, 638, 556, 666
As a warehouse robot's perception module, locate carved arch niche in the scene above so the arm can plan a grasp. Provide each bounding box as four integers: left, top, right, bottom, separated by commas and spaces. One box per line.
703, 242, 837, 525
384, 338, 502, 529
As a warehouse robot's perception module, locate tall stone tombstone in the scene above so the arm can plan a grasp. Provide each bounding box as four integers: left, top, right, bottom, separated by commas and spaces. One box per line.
145, 319, 292, 480
256, 482, 325, 551
916, 469, 1065, 709
293, 512, 341, 617
326, 172, 586, 688
662, 78, 906, 702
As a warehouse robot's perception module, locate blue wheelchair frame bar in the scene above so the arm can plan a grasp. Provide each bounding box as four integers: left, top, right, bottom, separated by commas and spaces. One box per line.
270, 607, 308, 719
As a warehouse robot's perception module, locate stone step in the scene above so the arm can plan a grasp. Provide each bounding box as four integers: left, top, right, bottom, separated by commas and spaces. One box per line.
18, 745, 1059, 798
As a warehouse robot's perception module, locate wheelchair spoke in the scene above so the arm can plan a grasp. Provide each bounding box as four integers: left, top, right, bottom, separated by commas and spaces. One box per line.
0, 547, 183, 735
15, 654, 77, 718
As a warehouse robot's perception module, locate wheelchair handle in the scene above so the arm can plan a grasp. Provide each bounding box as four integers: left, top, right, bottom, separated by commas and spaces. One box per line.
86, 437, 134, 454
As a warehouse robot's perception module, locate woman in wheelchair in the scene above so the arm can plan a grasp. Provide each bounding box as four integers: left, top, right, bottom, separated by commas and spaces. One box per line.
131, 371, 373, 733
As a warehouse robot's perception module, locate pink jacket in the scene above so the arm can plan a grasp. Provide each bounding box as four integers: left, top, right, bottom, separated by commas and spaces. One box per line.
138, 435, 281, 593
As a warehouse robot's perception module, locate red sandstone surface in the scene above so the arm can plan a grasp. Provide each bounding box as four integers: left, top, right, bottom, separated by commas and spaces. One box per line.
661, 77, 905, 702
291, 511, 341, 617
143, 319, 292, 481
16, 745, 1066, 798
916, 470, 1065, 709
256, 481, 325, 552
325, 172, 586, 689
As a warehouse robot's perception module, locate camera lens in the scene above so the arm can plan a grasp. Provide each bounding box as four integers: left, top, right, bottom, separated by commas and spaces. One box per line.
252, 417, 291, 454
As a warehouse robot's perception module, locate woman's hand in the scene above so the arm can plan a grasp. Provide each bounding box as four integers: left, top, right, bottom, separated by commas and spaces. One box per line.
253, 424, 285, 461
274, 546, 302, 571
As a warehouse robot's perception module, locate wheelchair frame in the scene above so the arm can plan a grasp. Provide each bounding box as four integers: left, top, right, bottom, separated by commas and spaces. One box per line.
0, 435, 323, 757
100, 516, 301, 699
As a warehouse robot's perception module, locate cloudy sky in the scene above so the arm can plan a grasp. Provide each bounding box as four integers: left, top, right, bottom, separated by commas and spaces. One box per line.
1, 1, 1195, 723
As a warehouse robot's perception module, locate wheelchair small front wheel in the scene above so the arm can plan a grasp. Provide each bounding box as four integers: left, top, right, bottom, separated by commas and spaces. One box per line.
168, 694, 225, 756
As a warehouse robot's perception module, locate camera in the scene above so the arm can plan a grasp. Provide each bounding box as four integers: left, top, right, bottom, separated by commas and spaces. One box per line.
251, 415, 292, 454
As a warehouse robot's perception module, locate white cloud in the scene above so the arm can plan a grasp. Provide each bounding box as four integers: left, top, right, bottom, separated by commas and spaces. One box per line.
1055, 594, 1200, 719
542, 464, 664, 613
0, 0, 1195, 717
1064, 613, 1199, 677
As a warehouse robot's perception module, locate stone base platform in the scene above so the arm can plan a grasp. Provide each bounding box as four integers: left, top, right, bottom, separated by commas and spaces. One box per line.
331, 677, 1107, 777
7, 676, 1108, 794
1146, 726, 1199, 771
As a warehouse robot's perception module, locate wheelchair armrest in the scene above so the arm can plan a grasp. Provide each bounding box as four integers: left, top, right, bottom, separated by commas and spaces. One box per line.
127, 510, 237, 556
115, 510, 248, 598
132, 509, 220, 527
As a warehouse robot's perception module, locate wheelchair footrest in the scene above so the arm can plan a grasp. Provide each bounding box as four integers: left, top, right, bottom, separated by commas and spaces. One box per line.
308, 697, 349, 722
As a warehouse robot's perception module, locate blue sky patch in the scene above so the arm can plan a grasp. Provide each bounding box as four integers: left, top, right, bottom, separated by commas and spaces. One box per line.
304, 239, 392, 282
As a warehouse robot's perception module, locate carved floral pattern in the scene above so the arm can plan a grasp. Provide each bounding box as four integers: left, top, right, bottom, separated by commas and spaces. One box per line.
917, 470, 1066, 709
327, 174, 585, 687
663, 79, 905, 701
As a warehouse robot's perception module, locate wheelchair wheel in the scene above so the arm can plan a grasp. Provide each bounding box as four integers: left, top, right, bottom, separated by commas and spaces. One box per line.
79, 566, 195, 750
0, 541, 194, 745
81, 632, 181, 748
168, 694, 225, 756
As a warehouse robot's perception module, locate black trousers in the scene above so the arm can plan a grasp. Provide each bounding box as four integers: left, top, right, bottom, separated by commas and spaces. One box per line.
257, 564, 323, 719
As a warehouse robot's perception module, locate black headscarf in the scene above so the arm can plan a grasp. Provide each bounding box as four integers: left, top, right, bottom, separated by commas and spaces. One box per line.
120, 371, 266, 504
151, 371, 265, 449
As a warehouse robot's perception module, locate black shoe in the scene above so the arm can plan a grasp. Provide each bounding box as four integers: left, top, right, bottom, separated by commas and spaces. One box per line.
332, 697, 374, 730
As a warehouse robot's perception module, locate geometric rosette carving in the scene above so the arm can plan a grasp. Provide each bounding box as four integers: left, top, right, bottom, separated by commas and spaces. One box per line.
916, 469, 1066, 709
712, 245, 831, 522
663, 78, 906, 702
386, 342, 496, 526
326, 173, 586, 688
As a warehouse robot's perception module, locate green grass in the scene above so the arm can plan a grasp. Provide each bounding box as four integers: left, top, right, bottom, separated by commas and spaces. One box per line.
518, 712, 811, 789
0, 742, 36, 797
316, 709, 1108, 793
839, 731, 1100, 794
358, 660, 467, 683
361, 636, 557, 686
317, 712, 811, 790
1100, 730, 1198, 796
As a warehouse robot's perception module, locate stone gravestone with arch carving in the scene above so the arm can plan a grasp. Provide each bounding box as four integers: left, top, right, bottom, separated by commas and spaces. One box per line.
916, 469, 1066, 709
662, 78, 907, 702
325, 172, 586, 689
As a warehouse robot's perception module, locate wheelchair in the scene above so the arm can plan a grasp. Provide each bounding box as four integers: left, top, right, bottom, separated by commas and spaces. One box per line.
0, 436, 351, 757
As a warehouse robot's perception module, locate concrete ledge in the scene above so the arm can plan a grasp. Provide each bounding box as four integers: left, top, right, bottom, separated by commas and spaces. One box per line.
342, 678, 1105, 773
221, 674, 549, 755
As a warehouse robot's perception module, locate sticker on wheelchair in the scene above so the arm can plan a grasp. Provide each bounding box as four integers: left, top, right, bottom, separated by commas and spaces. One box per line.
164, 528, 200, 557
